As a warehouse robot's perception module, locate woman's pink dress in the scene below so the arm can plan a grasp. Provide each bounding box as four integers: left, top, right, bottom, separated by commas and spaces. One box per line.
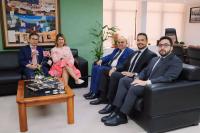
49, 46, 81, 78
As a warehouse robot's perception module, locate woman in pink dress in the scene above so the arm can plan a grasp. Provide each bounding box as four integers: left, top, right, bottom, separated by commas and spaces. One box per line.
49, 33, 84, 85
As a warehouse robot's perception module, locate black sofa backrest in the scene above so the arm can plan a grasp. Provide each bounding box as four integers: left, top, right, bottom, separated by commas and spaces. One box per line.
179, 63, 200, 81
44, 48, 79, 58
172, 46, 184, 62
0, 51, 19, 70
70, 48, 78, 58
187, 46, 200, 66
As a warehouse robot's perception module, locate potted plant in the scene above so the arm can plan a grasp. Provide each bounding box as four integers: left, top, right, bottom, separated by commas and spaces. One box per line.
90, 22, 118, 60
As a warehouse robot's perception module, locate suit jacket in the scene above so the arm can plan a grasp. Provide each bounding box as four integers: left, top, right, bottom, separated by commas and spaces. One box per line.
116, 48, 157, 73
19, 45, 44, 68
139, 53, 183, 84
101, 47, 134, 67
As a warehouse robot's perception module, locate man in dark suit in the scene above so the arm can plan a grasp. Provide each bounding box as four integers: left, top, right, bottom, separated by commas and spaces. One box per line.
84, 36, 134, 99
102, 36, 183, 126
19, 32, 48, 79
90, 33, 157, 107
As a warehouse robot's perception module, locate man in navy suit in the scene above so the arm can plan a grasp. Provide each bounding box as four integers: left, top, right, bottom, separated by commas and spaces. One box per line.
102, 36, 183, 126
84, 36, 134, 99
19, 32, 48, 79
90, 33, 157, 107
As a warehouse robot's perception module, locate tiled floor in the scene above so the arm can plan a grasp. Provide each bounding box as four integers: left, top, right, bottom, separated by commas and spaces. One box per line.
0, 86, 199, 133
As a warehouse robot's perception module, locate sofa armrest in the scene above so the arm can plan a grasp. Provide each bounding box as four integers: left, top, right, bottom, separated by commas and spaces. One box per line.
69, 56, 88, 88
74, 56, 88, 78
143, 81, 200, 117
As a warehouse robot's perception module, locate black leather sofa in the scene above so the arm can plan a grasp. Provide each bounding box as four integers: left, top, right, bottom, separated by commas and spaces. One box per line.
0, 51, 21, 96
130, 63, 200, 133
0, 49, 88, 96
69, 49, 88, 88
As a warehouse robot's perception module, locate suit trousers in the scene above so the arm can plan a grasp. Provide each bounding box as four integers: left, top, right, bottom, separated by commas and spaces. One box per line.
90, 64, 111, 94
113, 76, 145, 114
98, 69, 110, 100
107, 72, 125, 103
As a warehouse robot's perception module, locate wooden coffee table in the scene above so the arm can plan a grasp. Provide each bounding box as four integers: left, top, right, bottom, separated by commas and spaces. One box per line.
16, 80, 75, 132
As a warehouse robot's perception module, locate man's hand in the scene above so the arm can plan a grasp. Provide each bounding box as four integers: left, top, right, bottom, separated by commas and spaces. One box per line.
31, 50, 38, 57
131, 79, 147, 86
96, 60, 102, 65
26, 64, 38, 70
121, 71, 134, 77
109, 67, 116, 76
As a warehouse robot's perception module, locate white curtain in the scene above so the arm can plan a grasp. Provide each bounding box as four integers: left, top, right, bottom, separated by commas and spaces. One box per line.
103, 0, 137, 48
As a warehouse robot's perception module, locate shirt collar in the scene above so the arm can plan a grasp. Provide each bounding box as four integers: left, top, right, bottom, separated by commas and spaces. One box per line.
138, 47, 147, 53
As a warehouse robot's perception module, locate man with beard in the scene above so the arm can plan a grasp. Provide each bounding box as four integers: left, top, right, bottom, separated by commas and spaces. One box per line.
102, 36, 183, 126
90, 33, 157, 107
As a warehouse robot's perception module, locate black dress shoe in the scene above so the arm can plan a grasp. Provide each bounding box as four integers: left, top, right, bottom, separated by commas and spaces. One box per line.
104, 114, 128, 126
90, 98, 107, 105
85, 93, 98, 100
99, 104, 114, 114
101, 112, 117, 122
83, 91, 93, 98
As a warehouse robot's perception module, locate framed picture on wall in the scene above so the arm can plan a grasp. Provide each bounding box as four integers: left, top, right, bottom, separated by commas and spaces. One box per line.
189, 7, 200, 23
0, 0, 60, 48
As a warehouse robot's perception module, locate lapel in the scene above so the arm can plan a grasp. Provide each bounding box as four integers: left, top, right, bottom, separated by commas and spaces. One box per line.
150, 53, 174, 77
111, 48, 120, 60
27, 45, 32, 59
132, 48, 148, 71
118, 48, 126, 60
135, 48, 148, 65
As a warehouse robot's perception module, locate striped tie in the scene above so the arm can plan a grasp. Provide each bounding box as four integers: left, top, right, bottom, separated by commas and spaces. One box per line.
128, 51, 141, 72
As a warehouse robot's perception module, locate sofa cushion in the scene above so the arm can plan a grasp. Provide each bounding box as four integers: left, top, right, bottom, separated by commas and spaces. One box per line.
0, 51, 19, 70
0, 70, 21, 84
179, 63, 200, 81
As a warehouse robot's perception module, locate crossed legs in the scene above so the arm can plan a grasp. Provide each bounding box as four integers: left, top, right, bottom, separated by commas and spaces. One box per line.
62, 66, 84, 86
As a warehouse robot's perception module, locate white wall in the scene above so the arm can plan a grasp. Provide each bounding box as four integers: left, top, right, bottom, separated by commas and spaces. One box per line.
184, 3, 200, 45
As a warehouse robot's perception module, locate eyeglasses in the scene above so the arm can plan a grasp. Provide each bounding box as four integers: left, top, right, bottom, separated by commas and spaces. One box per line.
118, 41, 125, 44
157, 43, 171, 48
31, 38, 39, 40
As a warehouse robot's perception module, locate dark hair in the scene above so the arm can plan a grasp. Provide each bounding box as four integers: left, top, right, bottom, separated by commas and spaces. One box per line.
29, 32, 39, 39
157, 36, 173, 46
137, 33, 148, 41
55, 33, 67, 47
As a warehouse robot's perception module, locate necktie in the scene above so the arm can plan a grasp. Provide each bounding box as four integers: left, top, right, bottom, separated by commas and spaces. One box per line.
128, 51, 141, 72
32, 46, 38, 65
108, 50, 122, 66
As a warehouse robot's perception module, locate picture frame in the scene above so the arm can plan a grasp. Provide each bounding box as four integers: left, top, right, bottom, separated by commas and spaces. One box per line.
189, 7, 200, 23
0, 0, 60, 49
